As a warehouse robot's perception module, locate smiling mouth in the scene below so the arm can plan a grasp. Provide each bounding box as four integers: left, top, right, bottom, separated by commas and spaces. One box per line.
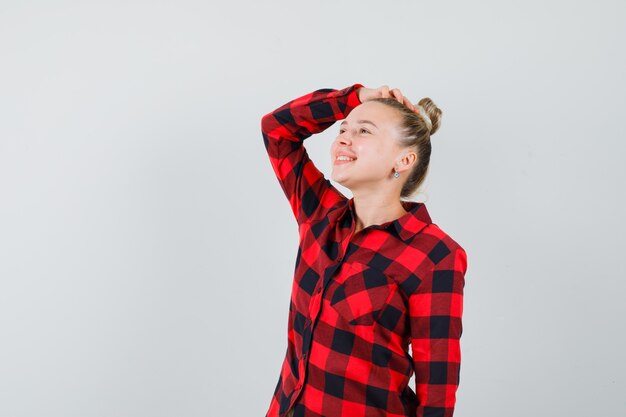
335, 155, 356, 162
334, 158, 355, 165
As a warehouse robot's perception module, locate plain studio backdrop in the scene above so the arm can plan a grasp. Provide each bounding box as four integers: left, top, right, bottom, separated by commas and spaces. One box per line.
1, 1, 624, 416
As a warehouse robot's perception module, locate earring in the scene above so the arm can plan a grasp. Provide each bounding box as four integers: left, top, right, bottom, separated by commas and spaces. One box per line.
394, 170, 400, 178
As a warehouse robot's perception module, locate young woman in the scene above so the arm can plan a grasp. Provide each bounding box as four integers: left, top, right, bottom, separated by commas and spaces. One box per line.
261, 84, 468, 417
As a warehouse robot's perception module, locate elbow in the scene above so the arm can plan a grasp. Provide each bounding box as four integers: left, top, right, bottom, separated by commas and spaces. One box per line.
261, 112, 275, 135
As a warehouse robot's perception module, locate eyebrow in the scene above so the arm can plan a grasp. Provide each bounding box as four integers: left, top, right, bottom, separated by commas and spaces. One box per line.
340, 119, 378, 129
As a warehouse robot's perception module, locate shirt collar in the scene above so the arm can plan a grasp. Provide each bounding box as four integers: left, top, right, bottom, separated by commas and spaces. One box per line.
347, 198, 432, 241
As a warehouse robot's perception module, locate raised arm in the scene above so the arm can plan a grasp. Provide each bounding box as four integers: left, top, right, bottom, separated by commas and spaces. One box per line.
408, 238, 468, 417
260, 84, 363, 224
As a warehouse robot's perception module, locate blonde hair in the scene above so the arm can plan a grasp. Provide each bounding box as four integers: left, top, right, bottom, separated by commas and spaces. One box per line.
370, 97, 442, 199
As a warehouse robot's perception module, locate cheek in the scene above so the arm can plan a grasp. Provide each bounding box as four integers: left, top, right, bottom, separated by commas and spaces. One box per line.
358, 151, 389, 171
357, 145, 395, 171
356, 143, 387, 160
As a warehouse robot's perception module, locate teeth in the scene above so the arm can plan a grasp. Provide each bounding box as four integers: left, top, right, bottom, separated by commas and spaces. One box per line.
336, 156, 355, 161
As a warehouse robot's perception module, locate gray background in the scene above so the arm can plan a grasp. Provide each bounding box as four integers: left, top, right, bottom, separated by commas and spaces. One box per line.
1, 1, 624, 416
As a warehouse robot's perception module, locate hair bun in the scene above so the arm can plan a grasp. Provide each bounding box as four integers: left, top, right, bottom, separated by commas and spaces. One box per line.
416, 98, 442, 135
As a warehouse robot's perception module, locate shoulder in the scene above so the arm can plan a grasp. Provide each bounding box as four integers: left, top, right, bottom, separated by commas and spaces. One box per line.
423, 223, 466, 252
406, 222, 468, 290
410, 221, 466, 259
398, 224, 467, 302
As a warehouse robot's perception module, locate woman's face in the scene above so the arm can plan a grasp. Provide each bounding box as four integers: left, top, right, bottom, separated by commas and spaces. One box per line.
330, 101, 405, 191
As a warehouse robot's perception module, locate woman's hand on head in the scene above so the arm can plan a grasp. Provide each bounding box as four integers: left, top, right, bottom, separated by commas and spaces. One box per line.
357, 85, 417, 112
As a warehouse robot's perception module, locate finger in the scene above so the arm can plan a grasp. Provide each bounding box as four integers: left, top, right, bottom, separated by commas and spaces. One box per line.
379, 85, 390, 98
396, 92, 415, 112
403, 97, 416, 112
390, 88, 404, 104
395, 90, 415, 111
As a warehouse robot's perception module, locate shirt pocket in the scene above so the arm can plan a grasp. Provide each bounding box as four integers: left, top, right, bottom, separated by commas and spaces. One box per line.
329, 262, 395, 326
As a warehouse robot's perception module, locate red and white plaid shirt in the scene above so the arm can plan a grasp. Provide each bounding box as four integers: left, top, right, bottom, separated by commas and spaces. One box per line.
261, 84, 468, 417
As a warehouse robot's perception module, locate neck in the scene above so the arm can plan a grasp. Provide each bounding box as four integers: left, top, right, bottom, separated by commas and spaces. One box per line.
351, 191, 408, 234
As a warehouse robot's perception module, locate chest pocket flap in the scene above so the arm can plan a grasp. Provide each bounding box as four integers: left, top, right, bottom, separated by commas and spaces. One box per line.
330, 263, 395, 326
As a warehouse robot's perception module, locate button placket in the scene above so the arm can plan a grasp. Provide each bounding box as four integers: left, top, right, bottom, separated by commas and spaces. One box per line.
296, 254, 349, 403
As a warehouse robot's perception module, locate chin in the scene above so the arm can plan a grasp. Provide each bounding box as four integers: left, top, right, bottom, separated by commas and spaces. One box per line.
333, 177, 352, 190
331, 173, 346, 186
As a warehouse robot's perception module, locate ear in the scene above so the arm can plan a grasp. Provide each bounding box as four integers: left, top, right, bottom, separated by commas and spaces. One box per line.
395, 150, 418, 174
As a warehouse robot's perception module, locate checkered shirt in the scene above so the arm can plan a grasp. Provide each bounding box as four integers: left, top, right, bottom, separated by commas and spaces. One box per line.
261, 84, 468, 417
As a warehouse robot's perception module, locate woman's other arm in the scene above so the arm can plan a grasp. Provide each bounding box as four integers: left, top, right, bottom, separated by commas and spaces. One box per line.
408, 239, 468, 417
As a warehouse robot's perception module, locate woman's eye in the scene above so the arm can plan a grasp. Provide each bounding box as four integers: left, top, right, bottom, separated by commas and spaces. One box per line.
339, 129, 346, 134
359, 128, 370, 134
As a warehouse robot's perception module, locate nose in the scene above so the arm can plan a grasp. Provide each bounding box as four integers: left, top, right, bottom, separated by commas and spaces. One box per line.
336, 130, 352, 146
